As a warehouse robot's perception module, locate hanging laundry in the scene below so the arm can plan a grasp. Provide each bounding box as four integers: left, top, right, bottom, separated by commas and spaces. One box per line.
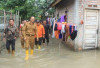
59, 31, 62, 39
67, 36, 71, 42
61, 23, 66, 33
47, 18, 50, 25
50, 18, 54, 27
55, 30, 59, 39
64, 15, 67, 22
54, 23, 58, 31
60, 15, 65, 22
51, 18, 55, 28
48, 18, 50, 25
62, 33, 66, 41
74, 25, 77, 31
65, 24, 69, 41
52, 19, 56, 38
71, 25, 74, 33
57, 18, 61, 22
52, 30, 55, 38
70, 30, 77, 40
50, 18, 53, 26
57, 23, 62, 30
69, 25, 72, 36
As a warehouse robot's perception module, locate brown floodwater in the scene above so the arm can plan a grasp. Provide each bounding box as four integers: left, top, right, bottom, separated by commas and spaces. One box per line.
0, 38, 100, 68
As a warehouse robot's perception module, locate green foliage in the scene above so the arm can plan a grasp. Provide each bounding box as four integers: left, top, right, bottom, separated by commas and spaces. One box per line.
0, 0, 54, 20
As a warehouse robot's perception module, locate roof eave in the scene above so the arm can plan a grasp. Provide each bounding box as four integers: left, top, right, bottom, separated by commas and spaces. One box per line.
49, 0, 62, 8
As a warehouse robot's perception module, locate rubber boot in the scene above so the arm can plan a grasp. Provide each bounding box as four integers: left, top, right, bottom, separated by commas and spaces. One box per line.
38, 45, 41, 50
12, 50, 15, 56
30, 49, 33, 55
7, 50, 11, 54
25, 50, 29, 60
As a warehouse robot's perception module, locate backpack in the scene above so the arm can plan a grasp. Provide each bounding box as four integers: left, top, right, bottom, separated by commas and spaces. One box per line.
57, 23, 62, 30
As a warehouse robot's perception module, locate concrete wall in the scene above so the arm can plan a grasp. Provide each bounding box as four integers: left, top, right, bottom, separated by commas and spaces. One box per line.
54, 0, 100, 50
55, 0, 76, 50
97, 12, 100, 49
55, 0, 75, 23
74, 0, 85, 50
76, 0, 100, 50
79, 0, 100, 21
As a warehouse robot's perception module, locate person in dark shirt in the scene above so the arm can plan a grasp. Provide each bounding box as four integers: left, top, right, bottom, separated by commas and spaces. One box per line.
3, 19, 18, 56
42, 20, 50, 46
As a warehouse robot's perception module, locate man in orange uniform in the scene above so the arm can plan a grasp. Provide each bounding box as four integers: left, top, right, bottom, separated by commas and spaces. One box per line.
35, 20, 45, 50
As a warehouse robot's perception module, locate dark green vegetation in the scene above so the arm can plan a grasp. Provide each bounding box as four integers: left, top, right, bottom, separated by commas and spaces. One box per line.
0, 0, 55, 20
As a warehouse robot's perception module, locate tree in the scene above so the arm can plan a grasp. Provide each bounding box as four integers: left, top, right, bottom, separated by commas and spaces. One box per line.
0, 0, 54, 20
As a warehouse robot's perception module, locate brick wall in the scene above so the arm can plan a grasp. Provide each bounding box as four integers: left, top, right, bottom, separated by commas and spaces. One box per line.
79, 0, 100, 21
54, 0, 100, 50
85, 0, 100, 5
77, 0, 100, 50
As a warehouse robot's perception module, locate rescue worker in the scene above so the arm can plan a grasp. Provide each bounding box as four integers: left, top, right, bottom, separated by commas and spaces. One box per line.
35, 20, 45, 49
3, 19, 18, 56
20, 20, 27, 48
24, 16, 38, 60
42, 20, 50, 46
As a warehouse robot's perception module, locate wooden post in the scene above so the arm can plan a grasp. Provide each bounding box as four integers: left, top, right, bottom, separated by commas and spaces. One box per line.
20, 17, 21, 24
16, 11, 17, 27
4, 10, 6, 29
10, 9, 12, 19
13, 14, 16, 26
18, 11, 20, 27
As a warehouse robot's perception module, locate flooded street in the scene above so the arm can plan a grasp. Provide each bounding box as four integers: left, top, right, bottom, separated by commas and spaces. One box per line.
0, 38, 100, 68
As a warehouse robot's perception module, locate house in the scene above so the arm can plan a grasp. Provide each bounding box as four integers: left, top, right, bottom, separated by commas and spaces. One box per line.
50, 0, 100, 50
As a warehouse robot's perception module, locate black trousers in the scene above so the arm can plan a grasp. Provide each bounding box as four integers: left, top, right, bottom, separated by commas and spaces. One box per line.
6, 39, 15, 51
43, 35, 49, 44
35, 37, 43, 45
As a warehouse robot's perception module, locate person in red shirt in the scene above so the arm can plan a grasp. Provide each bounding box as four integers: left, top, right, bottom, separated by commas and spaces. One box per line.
35, 20, 45, 50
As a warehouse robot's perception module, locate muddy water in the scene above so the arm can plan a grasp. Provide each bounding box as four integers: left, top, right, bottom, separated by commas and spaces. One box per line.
0, 38, 100, 68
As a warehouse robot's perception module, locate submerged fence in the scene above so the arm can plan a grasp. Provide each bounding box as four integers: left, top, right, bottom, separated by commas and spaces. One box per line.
0, 10, 20, 53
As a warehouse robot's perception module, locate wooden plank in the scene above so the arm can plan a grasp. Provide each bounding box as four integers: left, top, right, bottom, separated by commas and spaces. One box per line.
83, 9, 98, 49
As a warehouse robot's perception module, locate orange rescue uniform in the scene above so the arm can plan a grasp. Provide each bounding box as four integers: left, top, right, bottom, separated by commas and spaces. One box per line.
35, 24, 45, 38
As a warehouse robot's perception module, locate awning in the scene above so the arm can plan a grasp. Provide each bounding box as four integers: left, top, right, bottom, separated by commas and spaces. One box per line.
50, 0, 62, 7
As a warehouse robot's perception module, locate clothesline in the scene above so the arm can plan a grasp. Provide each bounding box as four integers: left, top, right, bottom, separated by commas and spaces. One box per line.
46, 15, 77, 41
